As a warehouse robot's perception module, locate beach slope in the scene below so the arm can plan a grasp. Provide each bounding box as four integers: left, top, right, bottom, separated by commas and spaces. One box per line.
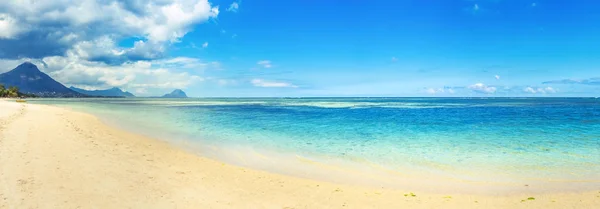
0, 100, 598, 208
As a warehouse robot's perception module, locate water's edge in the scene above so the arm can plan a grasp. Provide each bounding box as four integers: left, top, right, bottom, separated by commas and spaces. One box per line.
28, 98, 600, 194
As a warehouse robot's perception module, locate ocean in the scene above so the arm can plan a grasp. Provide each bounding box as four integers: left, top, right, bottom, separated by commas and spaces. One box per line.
30, 97, 600, 193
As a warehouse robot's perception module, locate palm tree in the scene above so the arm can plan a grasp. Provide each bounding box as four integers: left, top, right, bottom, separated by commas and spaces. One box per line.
7, 86, 19, 97
0, 84, 6, 97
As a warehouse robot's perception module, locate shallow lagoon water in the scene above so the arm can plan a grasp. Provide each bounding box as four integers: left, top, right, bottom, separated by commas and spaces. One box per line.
30, 97, 600, 193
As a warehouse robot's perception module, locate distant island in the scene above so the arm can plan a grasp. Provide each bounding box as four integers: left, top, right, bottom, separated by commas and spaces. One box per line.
161, 89, 188, 98
70, 86, 135, 98
0, 62, 185, 98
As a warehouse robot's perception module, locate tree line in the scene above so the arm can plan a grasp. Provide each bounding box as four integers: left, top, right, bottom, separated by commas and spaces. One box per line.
0, 84, 36, 98
0, 84, 19, 97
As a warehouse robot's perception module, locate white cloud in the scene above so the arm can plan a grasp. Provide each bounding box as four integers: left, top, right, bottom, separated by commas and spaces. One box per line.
126, 1, 219, 43
468, 83, 496, 94
391, 57, 398, 62
0, 55, 210, 96
425, 88, 444, 94
155, 57, 219, 70
523, 86, 556, 94
0, 0, 219, 62
227, 2, 239, 12
425, 88, 437, 94
544, 87, 556, 93
251, 79, 297, 88
202, 42, 209, 48
55, 58, 203, 91
257, 60, 272, 68
524, 87, 537, 94
65, 36, 165, 64
0, 1, 224, 96
0, 13, 24, 39
495, 75, 500, 80
425, 87, 455, 95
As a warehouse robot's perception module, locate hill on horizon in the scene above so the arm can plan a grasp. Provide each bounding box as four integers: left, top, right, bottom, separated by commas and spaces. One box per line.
161, 89, 188, 98
70, 86, 135, 98
0, 62, 83, 97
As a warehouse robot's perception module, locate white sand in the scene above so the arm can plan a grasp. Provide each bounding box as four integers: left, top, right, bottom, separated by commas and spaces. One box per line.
1, 100, 598, 208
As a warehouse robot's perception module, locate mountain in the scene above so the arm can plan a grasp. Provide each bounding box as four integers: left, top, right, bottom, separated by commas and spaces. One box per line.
0, 62, 83, 97
161, 89, 188, 98
70, 86, 135, 98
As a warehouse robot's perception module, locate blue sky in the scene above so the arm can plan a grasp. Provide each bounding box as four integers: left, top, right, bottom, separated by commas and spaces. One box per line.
1, 0, 599, 97
175, 0, 600, 97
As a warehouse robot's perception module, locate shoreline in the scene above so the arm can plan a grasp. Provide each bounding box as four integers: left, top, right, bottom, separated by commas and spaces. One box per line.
47, 99, 600, 195
1, 100, 599, 208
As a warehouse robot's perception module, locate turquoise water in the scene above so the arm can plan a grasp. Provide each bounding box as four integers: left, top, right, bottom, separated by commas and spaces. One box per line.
30, 98, 600, 193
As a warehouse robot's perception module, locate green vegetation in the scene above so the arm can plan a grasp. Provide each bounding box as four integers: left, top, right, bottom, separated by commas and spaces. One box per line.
0, 84, 36, 98
0, 84, 17, 97
403, 192, 416, 197
521, 197, 536, 202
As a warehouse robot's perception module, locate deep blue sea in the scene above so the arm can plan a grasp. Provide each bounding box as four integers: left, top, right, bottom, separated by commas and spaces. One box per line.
30, 98, 600, 193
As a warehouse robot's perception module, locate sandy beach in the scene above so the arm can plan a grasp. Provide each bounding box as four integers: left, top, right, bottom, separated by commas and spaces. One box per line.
0, 100, 598, 209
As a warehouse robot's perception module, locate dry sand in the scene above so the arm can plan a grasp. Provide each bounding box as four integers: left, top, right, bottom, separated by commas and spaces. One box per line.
0, 100, 598, 208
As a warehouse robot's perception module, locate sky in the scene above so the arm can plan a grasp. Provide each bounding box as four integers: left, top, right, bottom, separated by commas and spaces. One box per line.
0, 0, 599, 97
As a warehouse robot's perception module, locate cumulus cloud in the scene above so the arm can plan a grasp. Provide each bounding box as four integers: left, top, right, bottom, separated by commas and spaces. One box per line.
0, 0, 219, 63
468, 83, 496, 94
523, 86, 556, 94
251, 79, 297, 88
67, 36, 166, 65
53, 57, 203, 88
424, 87, 455, 95
2, 56, 209, 96
257, 60, 272, 68
523, 87, 535, 94
0, 0, 221, 95
542, 77, 600, 85
154, 57, 219, 70
227, 2, 240, 12
545, 87, 557, 93
425, 88, 441, 94
0, 14, 24, 39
